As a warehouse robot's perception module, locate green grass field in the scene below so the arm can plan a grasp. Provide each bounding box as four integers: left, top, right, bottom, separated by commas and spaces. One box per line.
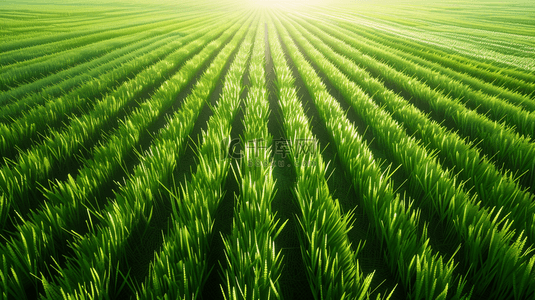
1, 0, 534, 299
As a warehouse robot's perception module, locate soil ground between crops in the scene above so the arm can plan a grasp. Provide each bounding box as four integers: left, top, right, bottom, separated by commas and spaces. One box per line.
265, 22, 315, 300
3, 30, 201, 299
116, 22, 247, 298
341, 41, 532, 194
200, 25, 251, 299
4, 6, 534, 299
2, 30, 197, 241
3, 39, 169, 165
67, 24, 222, 235
301, 24, 477, 274
273, 19, 410, 299
293, 18, 490, 297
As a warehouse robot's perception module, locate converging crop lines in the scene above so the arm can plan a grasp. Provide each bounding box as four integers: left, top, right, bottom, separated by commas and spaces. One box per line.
0, 1, 534, 299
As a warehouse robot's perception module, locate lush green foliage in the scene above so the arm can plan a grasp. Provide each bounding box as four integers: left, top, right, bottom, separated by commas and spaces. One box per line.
1, 1, 534, 299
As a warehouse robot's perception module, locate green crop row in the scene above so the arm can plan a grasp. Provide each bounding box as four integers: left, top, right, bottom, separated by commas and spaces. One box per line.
136, 14, 256, 300
219, 17, 286, 299
294, 16, 535, 138
268, 16, 377, 300
327, 15, 535, 94
0, 15, 239, 234
275, 13, 466, 299
309, 17, 535, 112
293, 15, 535, 193
0, 9, 186, 52
0, 16, 225, 160
0, 14, 184, 68
281, 13, 535, 299
0, 24, 183, 92
39, 14, 254, 299
0, 15, 218, 110
1, 4, 533, 299
0, 15, 247, 299
347, 11, 535, 72
285, 15, 535, 247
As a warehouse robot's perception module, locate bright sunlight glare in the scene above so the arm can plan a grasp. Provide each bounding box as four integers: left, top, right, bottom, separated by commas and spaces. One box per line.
249, 0, 328, 8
